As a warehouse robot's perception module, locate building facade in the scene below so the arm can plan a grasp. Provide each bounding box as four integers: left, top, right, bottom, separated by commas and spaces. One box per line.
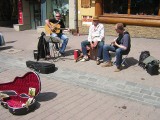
13, 0, 69, 31
78, 0, 160, 39
2, 0, 160, 39
0, 0, 18, 27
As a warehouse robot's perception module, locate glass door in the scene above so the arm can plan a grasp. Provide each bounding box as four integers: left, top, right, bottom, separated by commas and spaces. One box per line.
51, 0, 69, 27
29, 0, 41, 29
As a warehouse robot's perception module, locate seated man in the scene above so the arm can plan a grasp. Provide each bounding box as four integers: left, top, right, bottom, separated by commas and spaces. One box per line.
45, 12, 69, 56
80, 16, 105, 65
101, 23, 131, 72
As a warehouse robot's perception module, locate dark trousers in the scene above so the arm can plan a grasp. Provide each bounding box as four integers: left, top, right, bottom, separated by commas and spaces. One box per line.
103, 44, 129, 67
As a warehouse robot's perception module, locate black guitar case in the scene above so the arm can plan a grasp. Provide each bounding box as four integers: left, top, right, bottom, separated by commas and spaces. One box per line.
0, 72, 41, 115
26, 61, 55, 74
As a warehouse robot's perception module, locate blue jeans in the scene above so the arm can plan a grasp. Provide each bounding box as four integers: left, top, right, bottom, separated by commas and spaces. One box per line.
103, 44, 128, 67
51, 33, 68, 54
81, 40, 104, 59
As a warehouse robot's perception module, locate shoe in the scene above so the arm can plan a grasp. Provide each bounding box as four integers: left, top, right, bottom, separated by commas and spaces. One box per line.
96, 60, 101, 65
45, 55, 51, 59
101, 61, 112, 67
114, 66, 122, 72
80, 57, 89, 62
59, 51, 65, 57
56, 48, 59, 51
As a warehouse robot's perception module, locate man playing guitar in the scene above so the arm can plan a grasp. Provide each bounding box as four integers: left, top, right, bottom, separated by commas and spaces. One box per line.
101, 23, 131, 72
45, 12, 69, 56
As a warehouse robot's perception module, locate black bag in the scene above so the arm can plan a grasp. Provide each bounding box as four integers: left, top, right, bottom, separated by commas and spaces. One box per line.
26, 61, 55, 74
146, 60, 159, 75
37, 32, 50, 61
33, 50, 38, 60
138, 51, 150, 68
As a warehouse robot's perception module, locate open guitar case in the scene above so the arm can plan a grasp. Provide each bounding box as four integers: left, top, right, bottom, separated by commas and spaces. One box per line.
0, 72, 41, 115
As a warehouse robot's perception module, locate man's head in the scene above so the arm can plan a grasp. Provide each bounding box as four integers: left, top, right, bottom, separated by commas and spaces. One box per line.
55, 13, 61, 21
92, 16, 99, 26
115, 23, 125, 34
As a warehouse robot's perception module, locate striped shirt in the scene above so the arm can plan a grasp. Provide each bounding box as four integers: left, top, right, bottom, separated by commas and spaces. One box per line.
88, 23, 104, 42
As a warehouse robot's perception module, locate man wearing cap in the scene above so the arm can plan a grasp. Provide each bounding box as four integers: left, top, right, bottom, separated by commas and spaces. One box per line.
80, 16, 105, 65
101, 23, 131, 72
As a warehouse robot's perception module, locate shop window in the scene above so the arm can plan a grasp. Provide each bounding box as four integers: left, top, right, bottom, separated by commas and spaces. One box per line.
81, 0, 91, 8
51, 0, 69, 27
104, 0, 128, 14
103, 0, 160, 16
130, 0, 159, 15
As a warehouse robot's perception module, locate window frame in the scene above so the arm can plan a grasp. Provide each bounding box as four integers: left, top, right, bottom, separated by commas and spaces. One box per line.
97, 0, 160, 27
103, 0, 160, 16
81, 0, 91, 8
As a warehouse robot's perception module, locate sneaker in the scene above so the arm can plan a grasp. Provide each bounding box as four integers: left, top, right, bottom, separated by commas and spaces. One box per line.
101, 61, 113, 67
45, 55, 51, 59
59, 51, 65, 57
96, 60, 101, 65
114, 66, 122, 72
56, 48, 59, 51
80, 57, 89, 62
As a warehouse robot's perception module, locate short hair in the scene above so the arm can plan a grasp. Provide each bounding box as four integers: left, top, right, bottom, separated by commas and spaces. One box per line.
55, 12, 61, 16
116, 23, 125, 30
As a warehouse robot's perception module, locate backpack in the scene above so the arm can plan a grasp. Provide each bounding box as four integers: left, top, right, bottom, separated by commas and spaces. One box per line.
138, 51, 150, 68
0, 33, 5, 46
146, 60, 159, 75
37, 32, 50, 61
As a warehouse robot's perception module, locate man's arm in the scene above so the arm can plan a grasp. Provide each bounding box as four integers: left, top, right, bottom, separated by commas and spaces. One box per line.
113, 34, 129, 50
45, 19, 52, 29
99, 24, 105, 41
88, 25, 92, 42
92, 24, 104, 47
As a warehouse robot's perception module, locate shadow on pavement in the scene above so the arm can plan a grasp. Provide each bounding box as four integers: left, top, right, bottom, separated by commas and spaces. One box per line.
5, 40, 17, 44
32, 101, 41, 113
51, 49, 74, 61
123, 57, 138, 69
0, 46, 13, 51
36, 92, 57, 102
65, 49, 74, 57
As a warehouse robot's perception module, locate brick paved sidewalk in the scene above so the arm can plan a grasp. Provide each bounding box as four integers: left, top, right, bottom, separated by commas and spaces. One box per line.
0, 27, 160, 119
0, 66, 160, 120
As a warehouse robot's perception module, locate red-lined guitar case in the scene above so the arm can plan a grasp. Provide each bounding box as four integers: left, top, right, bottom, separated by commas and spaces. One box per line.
0, 72, 41, 115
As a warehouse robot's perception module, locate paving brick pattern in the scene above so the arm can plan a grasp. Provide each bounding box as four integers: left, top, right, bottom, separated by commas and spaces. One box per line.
0, 27, 160, 119
1, 53, 160, 108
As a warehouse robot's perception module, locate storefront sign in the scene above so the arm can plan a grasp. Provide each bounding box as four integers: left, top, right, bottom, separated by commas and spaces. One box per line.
18, 0, 23, 24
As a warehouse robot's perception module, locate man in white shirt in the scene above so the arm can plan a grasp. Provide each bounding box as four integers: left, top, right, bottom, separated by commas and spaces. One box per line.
80, 16, 105, 65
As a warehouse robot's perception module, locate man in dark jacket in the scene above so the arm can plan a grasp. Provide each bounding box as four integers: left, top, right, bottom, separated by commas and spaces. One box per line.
101, 23, 131, 72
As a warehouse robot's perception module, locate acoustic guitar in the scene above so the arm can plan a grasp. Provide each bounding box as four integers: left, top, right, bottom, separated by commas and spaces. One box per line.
45, 22, 68, 34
